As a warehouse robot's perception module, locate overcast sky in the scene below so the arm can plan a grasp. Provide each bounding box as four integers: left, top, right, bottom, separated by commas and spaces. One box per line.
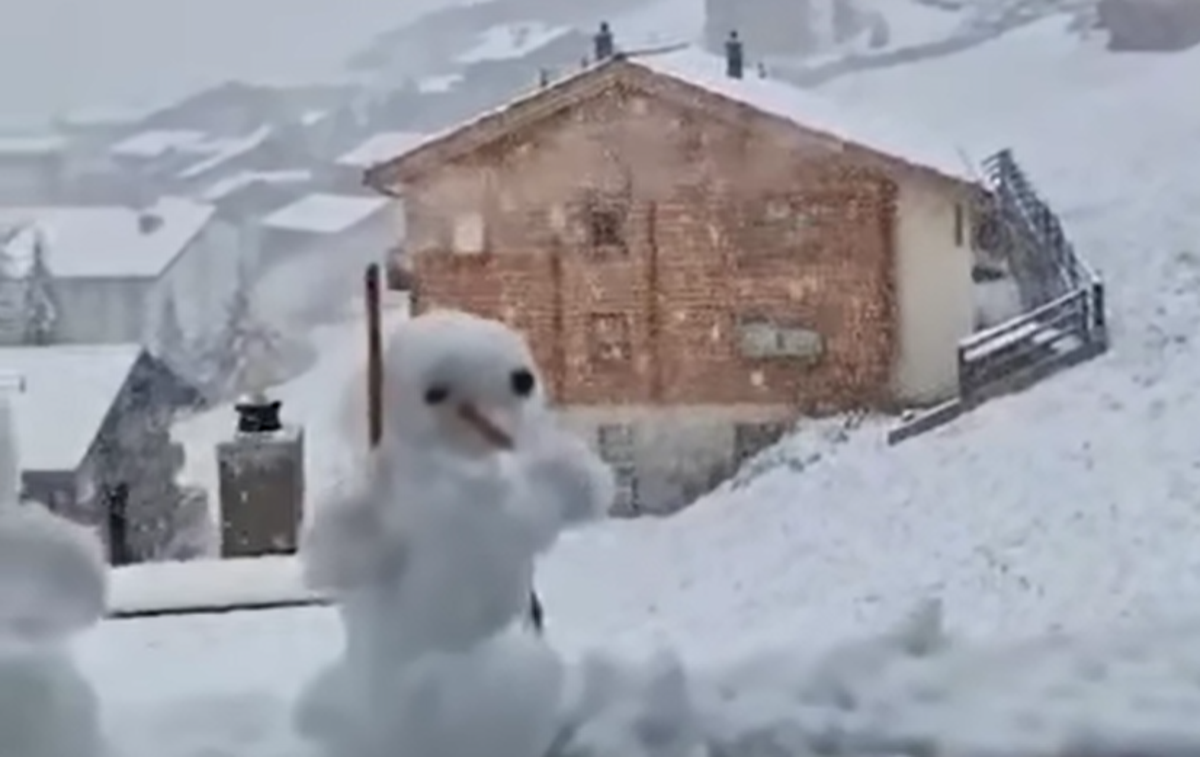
0, 0, 465, 128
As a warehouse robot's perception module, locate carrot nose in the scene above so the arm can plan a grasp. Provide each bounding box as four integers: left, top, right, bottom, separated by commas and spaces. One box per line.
457, 403, 514, 450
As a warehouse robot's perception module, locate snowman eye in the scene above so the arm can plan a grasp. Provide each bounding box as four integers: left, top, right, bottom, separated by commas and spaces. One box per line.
424, 385, 450, 405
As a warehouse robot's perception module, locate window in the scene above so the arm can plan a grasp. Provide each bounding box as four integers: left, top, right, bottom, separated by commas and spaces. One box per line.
734, 422, 788, 465
742, 196, 813, 256
589, 207, 625, 248
736, 316, 824, 361
596, 424, 638, 515
597, 423, 635, 464
452, 212, 485, 254
610, 464, 641, 516
954, 203, 965, 247
588, 313, 632, 362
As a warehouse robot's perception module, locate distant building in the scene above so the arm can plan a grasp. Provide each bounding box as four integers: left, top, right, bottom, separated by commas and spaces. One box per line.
199, 169, 313, 222
704, 0, 867, 58
0, 135, 67, 204
335, 132, 427, 192
255, 193, 391, 320
366, 36, 981, 513
0, 198, 250, 363
2, 344, 201, 564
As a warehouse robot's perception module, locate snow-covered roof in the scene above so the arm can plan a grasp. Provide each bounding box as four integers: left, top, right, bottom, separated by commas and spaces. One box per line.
418, 73, 463, 94
261, 193, 387, 234
0, 135, 66, 154
629, 46, 975, 183
369, 46, 975, 188
200, 169, 311, 202
337, 132, 428, 168
374, 44, 984, 188
58, 106, 150, 128
177, 125, 273, 180
456, 21, 571, 65
1, 344, 141, 471
110, 129, 210, 158
0, 197, 215, 278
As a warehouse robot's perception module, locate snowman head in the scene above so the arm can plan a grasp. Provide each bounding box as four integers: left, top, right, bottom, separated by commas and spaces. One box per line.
0, 502, 107, 657
378, 310, 548, 460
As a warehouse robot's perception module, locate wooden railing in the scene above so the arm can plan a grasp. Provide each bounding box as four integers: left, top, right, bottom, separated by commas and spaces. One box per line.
960, 150, 1108, 401
888, 150, 1107, 444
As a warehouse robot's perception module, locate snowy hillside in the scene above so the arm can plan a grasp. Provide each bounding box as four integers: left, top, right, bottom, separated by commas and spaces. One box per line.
538, 17, 1200, 655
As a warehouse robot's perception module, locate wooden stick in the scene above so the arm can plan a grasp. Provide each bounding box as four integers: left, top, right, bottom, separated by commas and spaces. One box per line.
365, 263, 384, 448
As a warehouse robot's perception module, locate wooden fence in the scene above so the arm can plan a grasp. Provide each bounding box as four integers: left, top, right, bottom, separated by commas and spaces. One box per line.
888, 150, 1108, 444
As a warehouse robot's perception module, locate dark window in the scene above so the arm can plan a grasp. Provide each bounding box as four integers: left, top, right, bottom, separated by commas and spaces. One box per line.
589, 208, 625, 247
954, 203, 965, 246
611, 464, 640, 516
597, 423, 635, 463
588, 313, 633, 362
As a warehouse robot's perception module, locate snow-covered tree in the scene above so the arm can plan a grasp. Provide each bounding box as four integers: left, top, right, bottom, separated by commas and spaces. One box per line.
155, 294, 195, 380
20, 231, 59, 346
196, 265, 286, 402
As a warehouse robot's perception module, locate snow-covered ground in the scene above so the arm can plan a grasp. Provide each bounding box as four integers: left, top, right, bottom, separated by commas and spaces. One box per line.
72, 15, 1200, 756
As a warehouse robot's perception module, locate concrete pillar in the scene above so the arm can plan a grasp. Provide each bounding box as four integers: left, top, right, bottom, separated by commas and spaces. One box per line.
216, 397, 305, 558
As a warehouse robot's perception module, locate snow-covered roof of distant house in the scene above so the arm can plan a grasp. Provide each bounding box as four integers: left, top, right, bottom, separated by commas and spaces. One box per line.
337, 132, 428, 168
630, 46, 974, 182
368, 45, 976, 188
300, 110, 328, 126
418, 73, 463, 94
177, 125, 273, 180
0, 197, 214, 278
201, 169, 312, 202
58, 106, 150, 129
456, 21, 572, 65
109, 129, 210, 158
0, 134, 67, 155
261, 193, 387, 234
1, 344, 142, 471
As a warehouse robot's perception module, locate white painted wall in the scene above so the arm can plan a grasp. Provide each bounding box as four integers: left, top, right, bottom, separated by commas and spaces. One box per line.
0, 155, 61, 203
52, 277, 152, 344
890, 176, 976, 405
148, 218, 251, 351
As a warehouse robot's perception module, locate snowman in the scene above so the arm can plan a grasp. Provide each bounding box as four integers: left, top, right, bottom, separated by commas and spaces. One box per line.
295, 309, 614, 757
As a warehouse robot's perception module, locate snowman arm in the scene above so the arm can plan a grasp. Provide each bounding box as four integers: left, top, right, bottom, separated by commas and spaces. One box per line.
516, 433, 614, 539
300, 481, 405, 593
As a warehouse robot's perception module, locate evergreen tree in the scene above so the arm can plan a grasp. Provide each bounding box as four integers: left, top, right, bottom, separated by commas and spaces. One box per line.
156, 295, 192, 377
199, 265, 284, 402
21, 231, 59, 346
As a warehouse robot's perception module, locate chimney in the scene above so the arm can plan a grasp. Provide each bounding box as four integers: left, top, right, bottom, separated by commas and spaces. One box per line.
538, 68, 550, 88
594, 21, 615, 60
725, 30, 744, 79
217, 396, 305, 558
137, 211, 162, 234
